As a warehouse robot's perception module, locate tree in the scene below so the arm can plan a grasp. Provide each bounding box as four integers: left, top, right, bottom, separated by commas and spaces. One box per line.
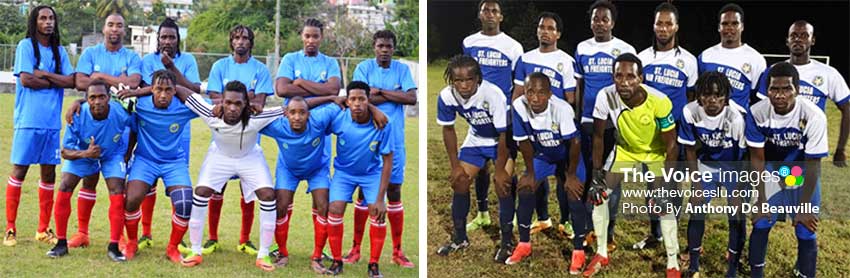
96, 0, 135, 19
386, 0, 418, 58
0, 4, 26, 45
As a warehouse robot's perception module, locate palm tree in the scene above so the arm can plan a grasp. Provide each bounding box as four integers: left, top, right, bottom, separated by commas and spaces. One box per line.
96, 0, 133, 19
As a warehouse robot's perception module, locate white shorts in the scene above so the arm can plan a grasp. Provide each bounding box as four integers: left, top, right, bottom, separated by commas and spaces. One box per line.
197, 143, 273, 202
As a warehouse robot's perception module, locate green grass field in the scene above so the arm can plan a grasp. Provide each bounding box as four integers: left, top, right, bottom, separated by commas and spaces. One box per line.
425, 60, 850, 277
0, 94, 419, 277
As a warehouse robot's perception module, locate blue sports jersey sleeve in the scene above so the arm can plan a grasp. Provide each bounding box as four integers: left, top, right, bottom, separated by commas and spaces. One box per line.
13, 40, 34, 76
127, 53, 142, 76
259, 118, 285, 137
755, 70, 769, 99
62, 119, 83, 150
327, 57, 342, 79
379, 122, 393, 155
206, 60, 223, 94
677, 116, 697, 145
513, 56, 527, 84
399, 64, 417, 92
314, 104, 344, 129
573, 50, 584, 78
76, 47, 94, 75
512, 108, 530, 141
744, 112, 765, 148
352, 62, 368, 83
58, 47, 73, 76
184, 54, 201, 84
277, 53, 295, 80
254, 65, 274, 95
436, 96, 456, 125
141, 55, 155, 85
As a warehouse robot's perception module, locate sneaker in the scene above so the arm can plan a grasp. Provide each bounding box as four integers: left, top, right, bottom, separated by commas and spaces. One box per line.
558, 222, 575, 239
34, 229, 58, 244
107, 244, 127, 262
367, 262, 383, 278
530, 218, 553, 234
465, 212, 491, 232
583, 231, 596, 248
504, 242, 531, 265
666, 267, 682, 278
67, 232, 90, 248
494, 242, 513, 264
166, 246, 184, 264
177, 240, 192, 255
181, 253, 203, 267
137, 235, 153, 250
569, 250, 586, 275
436, 239, 469, 256
118, 235, 127, 252
237, 241, 258, 255
608, 238, 618, 254
321, 252, 333, 262
327, 259, 344, 275
273, 253, 289, 267
343, 246, 361, 264
632, 235, 662, 250
392, 250, 415, 268
312, 258, 329, 274
202, 239, 220, 255
3, 229, 16, 246
255, 256, 275, 272
581, 254, 609, 277
46, 243, 69, 258
124, 239, 138, 261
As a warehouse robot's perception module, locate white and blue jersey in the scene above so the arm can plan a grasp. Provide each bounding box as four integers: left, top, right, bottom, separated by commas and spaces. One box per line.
353, 59, 416, 184
260, 104, 339, 178
331, 109, 394, 176
76, 43, 142, 80
756, 60, 850, 110
514, 48, 577, 101
638, 47, 698, 122
13, 38, 74, 130
462, 31, 523, 103
512, 96, 585, 182
745, 96, 828, 162
574, 37, 636, 123
698, 43, 766, 113
436, 80, 508, 148
207, 55, 273, 95
130, 95, 198, 164
678, 101, 746, 167
141, 51, 201, 161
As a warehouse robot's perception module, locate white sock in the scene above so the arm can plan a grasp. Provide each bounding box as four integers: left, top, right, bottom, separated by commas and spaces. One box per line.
258, 199, 277, 259
592, 197, 610, 258
660, 215, 679, 270
189, 193, 210, 256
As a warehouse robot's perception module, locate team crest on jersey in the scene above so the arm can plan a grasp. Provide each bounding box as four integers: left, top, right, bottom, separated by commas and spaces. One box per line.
282, 143, 289, 149
320, 71, 327, 80
676, 59, 685, 69
799, 118, 807, 131
169, 123, 179, 133
251, 79, 257, 89
295, 70, 301, 77
612, 48, 621, 57
113, 133, 121, 143
551, 122, 560, 132
639, 114, 652, 126
813, 76, 824, 86
482, 101, 490, 110
557, 63, 564, 72
742, 63, 752, 74
39, 62, 44, 69
223, 78, 230, 85
94, 65, 101, 71
121, 66, 127, 73
312, 137, 321, 147
339, 139, 346, 146
369, 141, 379, 152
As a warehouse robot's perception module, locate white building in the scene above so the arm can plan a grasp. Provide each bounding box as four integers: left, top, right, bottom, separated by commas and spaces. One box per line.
137, 0, 193, 19
129, 25, 189, 56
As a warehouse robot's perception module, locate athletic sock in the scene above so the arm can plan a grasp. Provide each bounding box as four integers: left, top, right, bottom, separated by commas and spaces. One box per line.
327, 213, 345, 260
124, 209, 141, 242
5, 176, 22, 231
54, 191, 73, 239
660, 216, 679, 270
568, 197, 587, 249
207, 193, 223, 241
797, 237, 817, 277
239, 197, 254, 244
592, 198, 610, 258
352, 198, 368, 250
368, 216, 387, 264
311, 209, 328, 260
748, 226, 771, 278
387, 201, 404, 252
37, 180, 55, 233
534, 180, 550, 221
517, 191, 535, 243
108, 194, 125, 243
498, 195, 515, 247
451, 193, 470, 242
556, 178, 571, 225
686, 216, 706, 271
257, 200, 276, 258
474, 171, 489, 212
76, 188, 96, 235
140, 188, 157, 237
169, 213, 189, 249
189, 193, 210, 255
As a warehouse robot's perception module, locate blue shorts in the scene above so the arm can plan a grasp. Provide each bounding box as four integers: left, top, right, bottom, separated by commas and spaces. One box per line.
755, 181, 821, 240
10, 128, 60, 165
62, 154, 127, 179
699, 170, 744, 204
533, 157, 587, 183
458, 146, 497, 169
275, 164, 331, 193
127, 156, 191, 188
390, 148, 406, 184
330, 170, 382, 205
180, 136, 191, 163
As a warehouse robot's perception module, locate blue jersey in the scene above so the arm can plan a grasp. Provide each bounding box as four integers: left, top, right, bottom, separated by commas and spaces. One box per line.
678, 101, 746, 165
513, 48, 577, 101
76, 43, 142, 79
141, 52, 201, 86
511, 96, 579, 163
638, 47, 698, 122
462, 31, 523, 103
63, 101, 132, 159
260, 104, 341, 176
13, 38, 74, 130
130, 95, 198, 163
745, 97, 828, 162
698, 43, 766, 113
574, 37, 636, 123
277, 50, 341, 100
353, 59, 417, 152
331, 109, 393, 175
756, 60, 850, 111
207, 56, 273, 95
436, 80, 508, 148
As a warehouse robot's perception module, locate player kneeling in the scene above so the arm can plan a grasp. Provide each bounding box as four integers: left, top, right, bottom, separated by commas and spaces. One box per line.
177, 81, 281, 271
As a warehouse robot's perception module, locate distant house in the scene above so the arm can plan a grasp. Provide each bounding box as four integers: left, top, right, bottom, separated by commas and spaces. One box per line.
129, 25, 189, 56
137, 0, 193, 20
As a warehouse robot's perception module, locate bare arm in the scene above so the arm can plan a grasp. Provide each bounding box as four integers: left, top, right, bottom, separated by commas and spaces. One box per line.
517, 139, 536, 182
512, 84, 525, 102
564, 90, 576, 105
749, 147, 766, 205
575, 78, 584, 120
174, 85, 196, 103
75, 73, 92, 91
165, 63, 201, 93
208, 92, 222, 105
661, 129, 678, 163
61, 137, 100, 160
36, 70, 75, 88
592, 118, 606, 170
443, 126, 460, 170
834, 102, 850, 167
375, 88, 417, 105
295, 77, 341, 96
125, 131, 137, 164
90, 72, 141, 88
19, 72, 51, 89
275, 77, 311, 97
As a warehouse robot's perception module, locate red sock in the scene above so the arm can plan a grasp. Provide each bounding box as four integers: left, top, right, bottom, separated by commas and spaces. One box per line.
207, 194, 223, 240
369, 216, 387, 264
388, 201, 404, 252
239, 197, 254, 244
54, 191, 73, 239
37, 181, 55, 233
140, 188, 156, 237
352, 199, 368, 250
274, 204, 293, 257
108, 194, 125, 243
124, 209, 141, 242
327, 213, 344, 260
76, 188, 96, 235
312, 209, 328, 259
5, 177, 22, 231
169, 213, 188, 249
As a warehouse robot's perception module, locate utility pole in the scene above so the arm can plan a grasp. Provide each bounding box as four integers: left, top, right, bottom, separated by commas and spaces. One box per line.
273, 0, 280, 77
